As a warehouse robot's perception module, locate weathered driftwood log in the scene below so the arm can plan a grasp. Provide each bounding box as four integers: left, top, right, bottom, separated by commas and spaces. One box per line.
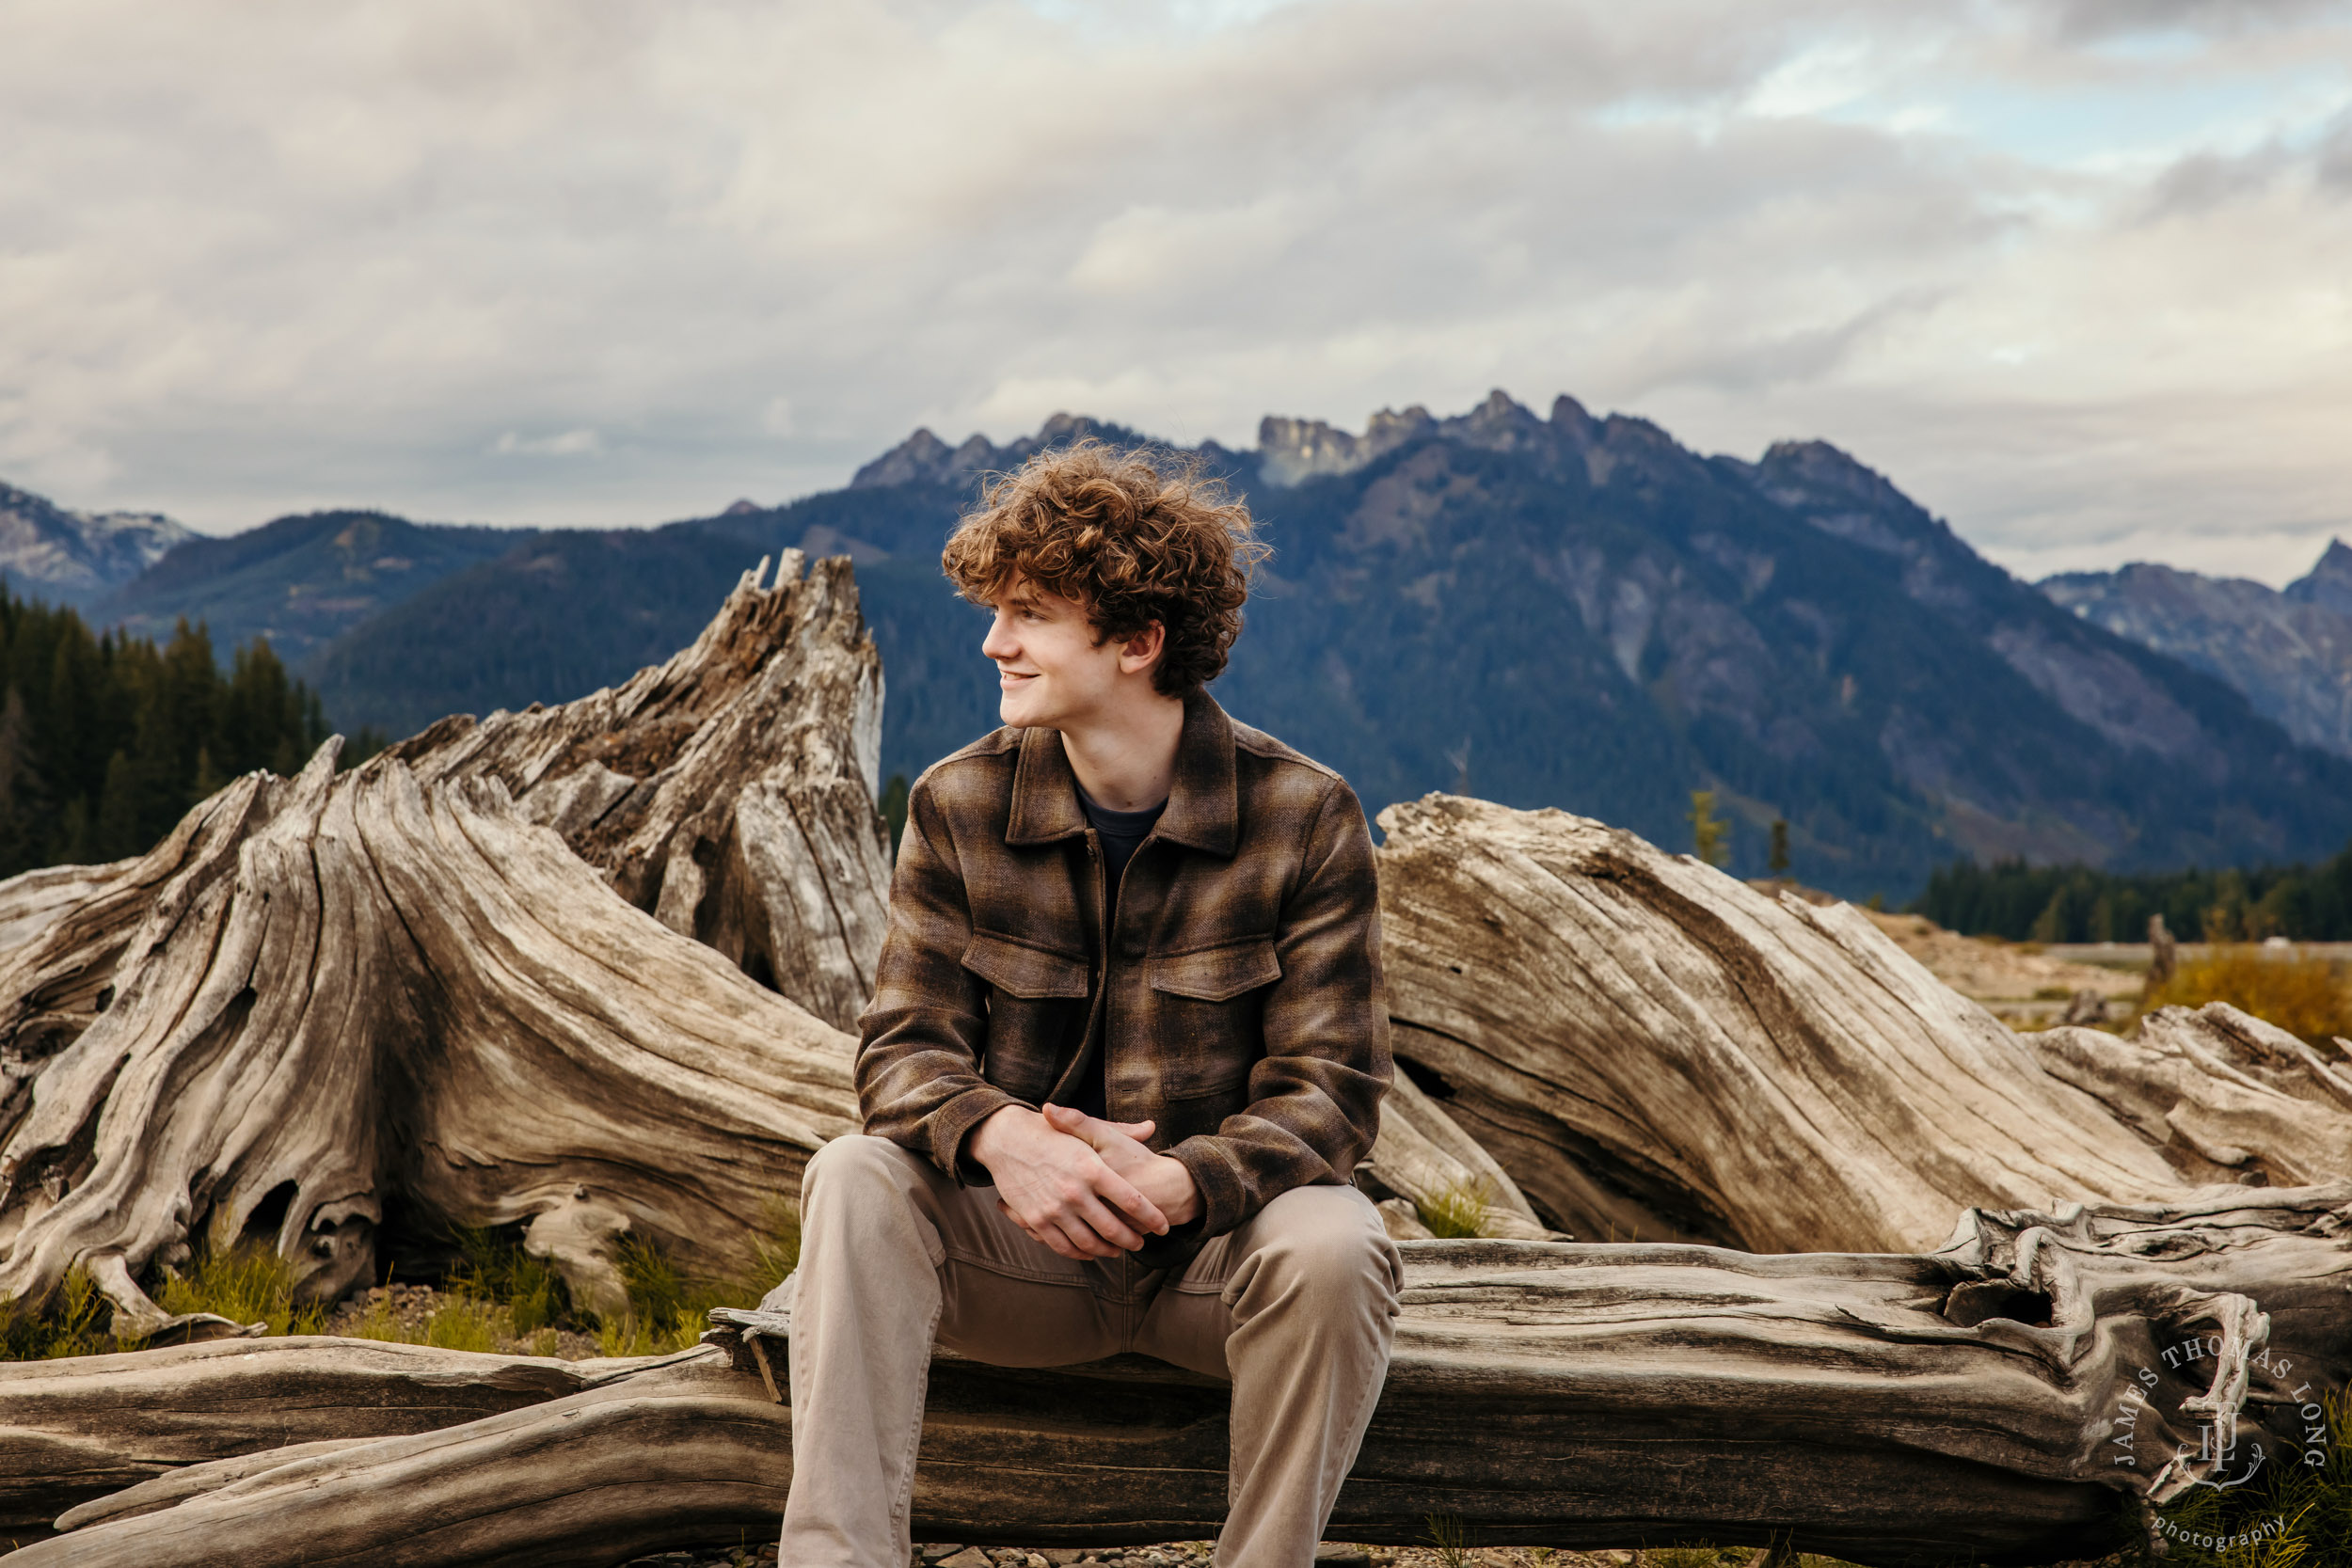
1360, 1071, 1556, 1241
388, 548, 890, 1032
12, 1186, 2347, 1568
0, 738, 858, 1338
0, 554, 882, 1334
0, 1336, 672, 1536
1372, 795, 2352, 1253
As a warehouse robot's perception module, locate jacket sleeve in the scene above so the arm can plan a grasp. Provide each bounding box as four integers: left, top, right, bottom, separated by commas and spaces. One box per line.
853, 773, 1025, 1183
1162, 777, 1391, 1244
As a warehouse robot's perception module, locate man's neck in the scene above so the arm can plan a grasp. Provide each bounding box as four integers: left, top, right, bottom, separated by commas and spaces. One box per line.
1057, 691, 1185, 813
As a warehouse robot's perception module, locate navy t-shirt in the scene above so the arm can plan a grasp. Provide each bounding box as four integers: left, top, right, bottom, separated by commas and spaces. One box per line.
1071, 784, 1166, 1119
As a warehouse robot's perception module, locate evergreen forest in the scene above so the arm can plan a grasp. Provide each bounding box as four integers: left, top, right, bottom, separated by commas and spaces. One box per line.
1911, 849, 2352, 943
0, 583, 351, 877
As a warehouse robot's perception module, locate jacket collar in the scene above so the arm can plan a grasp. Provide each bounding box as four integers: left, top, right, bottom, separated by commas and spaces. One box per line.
1005, 689, 1239, 857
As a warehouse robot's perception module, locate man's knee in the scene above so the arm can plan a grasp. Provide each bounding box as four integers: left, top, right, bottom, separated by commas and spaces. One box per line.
802, 1132, 924, 1212
1239, 1187, 1401, 1313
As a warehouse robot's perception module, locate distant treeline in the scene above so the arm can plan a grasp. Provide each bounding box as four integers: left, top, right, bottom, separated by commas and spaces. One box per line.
1913, 848, 2352, 943
0, 584, 340, 877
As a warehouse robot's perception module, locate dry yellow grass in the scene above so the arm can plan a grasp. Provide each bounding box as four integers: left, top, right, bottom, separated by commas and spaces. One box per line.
2148, 944, 2352, 1045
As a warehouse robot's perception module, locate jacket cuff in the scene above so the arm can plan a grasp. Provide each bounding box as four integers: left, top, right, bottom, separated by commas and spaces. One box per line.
930, 1084, 1027, 1186
1167, 1135, 1248, 1241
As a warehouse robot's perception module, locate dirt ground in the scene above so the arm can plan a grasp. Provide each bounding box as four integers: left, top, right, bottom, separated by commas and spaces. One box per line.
1856, 909, 2143, 1027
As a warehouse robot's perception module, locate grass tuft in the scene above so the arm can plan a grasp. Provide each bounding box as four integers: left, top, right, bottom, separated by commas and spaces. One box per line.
155, 1241, 329, 1338
1416, 1176, 1495, 1240
446, 1227, 573, 1336
596, 1201, 803, 1357
1423, 1513, 1473, 1568
2156, 1386, 2352, 1566
0, 1265, 140, 1359
2149, 946, 2352, 1045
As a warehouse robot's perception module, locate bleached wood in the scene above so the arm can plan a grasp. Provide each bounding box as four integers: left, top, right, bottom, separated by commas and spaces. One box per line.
13, 1187, 2347, 1568
0, 1335, 664, 1536
1371, 794, 2352, 1252
388, 549, 891, 1031
0, 559, 876, 1336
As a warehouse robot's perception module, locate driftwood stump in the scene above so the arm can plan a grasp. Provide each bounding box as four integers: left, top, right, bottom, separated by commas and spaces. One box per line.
8, 1186, 2347, 1567
1372, 794, 2352, 1252
0, 557, 870, 1336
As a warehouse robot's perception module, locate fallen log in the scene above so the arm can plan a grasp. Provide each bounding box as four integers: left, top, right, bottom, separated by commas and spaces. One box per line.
0, 1336, 659, 1536
10, 1185, 2346, 1567
1371, 794, 2352, 1253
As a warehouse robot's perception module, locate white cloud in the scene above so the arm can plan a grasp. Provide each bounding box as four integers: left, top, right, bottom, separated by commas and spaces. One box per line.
491, 429, 604, 457
0, 0, 2344, 581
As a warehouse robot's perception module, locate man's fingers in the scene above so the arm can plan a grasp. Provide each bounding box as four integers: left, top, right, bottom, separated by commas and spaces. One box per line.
1095, 1172, 1168, 1236
1071, 1194, 1145, 1252
1051, 1212, 1120, 1259
1111, 1117, 1154, 1138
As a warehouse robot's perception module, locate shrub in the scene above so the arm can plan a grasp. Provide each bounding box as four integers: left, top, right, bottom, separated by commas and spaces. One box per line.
596, 1202, 803, 1357
2149, 946, 2352, 1045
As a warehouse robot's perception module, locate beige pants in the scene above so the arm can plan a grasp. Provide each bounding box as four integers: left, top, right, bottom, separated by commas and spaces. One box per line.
776, 1134, 1402, 1568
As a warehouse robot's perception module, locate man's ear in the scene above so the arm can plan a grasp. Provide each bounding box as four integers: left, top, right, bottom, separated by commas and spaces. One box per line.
1118, 622, 1165, 675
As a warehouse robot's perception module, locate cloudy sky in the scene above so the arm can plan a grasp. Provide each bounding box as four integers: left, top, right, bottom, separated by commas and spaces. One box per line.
4, 0, 2348, 584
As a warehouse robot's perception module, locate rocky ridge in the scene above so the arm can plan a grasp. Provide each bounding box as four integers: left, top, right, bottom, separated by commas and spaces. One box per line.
2042, 542, 2352, 758
0, 482, 190, 609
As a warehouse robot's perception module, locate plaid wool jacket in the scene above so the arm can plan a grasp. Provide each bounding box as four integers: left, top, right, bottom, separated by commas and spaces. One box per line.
855, 690, 1391, 1266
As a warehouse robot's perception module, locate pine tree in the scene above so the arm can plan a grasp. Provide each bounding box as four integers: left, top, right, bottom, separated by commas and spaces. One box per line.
1769, 818, 1790, 877
1689, 789, 1728, 868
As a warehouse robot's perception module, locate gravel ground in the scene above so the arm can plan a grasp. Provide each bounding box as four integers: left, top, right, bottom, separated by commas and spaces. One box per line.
620, 1543, 2135, 1568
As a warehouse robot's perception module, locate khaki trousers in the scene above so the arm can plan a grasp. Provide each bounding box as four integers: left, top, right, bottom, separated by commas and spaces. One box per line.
775, 1134, 1402, 1568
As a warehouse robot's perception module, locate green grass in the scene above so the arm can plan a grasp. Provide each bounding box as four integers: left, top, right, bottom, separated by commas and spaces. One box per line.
1423, 1513, 1472, 1568
446, 1226, 574, 1336
155, 1242, 329, 1338
596, 1201, 803, 1357
4, 1240, 329, 1361
4, 1198, 803, 1362
2153, 1386, 2352, 1566
1416, 1177, 1495, 1240
0, 1266, 140, 1359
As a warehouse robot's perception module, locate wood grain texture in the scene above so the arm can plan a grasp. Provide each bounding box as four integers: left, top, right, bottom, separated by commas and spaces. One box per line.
388, 548, 891, 1032
14, 1187, 2348, 1568
1372, 794, 2352, 1253
0, 1337, 654, 1537
0, 556, 872, 1337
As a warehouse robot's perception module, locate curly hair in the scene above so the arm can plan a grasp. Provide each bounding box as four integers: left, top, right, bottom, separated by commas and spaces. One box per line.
941, 439, 1268, 698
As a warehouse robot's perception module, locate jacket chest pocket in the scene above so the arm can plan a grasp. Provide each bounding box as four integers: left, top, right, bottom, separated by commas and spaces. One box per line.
961, 932, 1090, 1103
1144, 937, 1280, 1098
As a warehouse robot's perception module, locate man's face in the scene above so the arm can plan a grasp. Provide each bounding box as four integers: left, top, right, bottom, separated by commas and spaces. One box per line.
980, 579, 1140, 731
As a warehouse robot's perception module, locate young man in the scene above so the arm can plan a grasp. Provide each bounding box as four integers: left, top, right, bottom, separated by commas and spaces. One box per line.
779, 440, 1399, 1568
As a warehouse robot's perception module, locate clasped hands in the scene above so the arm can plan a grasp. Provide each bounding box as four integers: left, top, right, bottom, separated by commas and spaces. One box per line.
967, 1101, 1200, 1260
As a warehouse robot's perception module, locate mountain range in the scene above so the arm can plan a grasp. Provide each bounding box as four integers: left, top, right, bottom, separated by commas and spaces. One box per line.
0, 481, 190, 609
2041, 542, 2352, 761
5, 394, 2348, 898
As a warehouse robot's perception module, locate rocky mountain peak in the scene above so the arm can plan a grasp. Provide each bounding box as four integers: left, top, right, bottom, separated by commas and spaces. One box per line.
0, 479, 194, 608
1258, 404, 1434, 485
2285, 537, 2352, 618
849, 414, 1140, 491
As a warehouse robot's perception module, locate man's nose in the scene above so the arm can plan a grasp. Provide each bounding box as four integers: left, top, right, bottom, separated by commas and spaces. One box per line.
980, 609, 1017, 661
